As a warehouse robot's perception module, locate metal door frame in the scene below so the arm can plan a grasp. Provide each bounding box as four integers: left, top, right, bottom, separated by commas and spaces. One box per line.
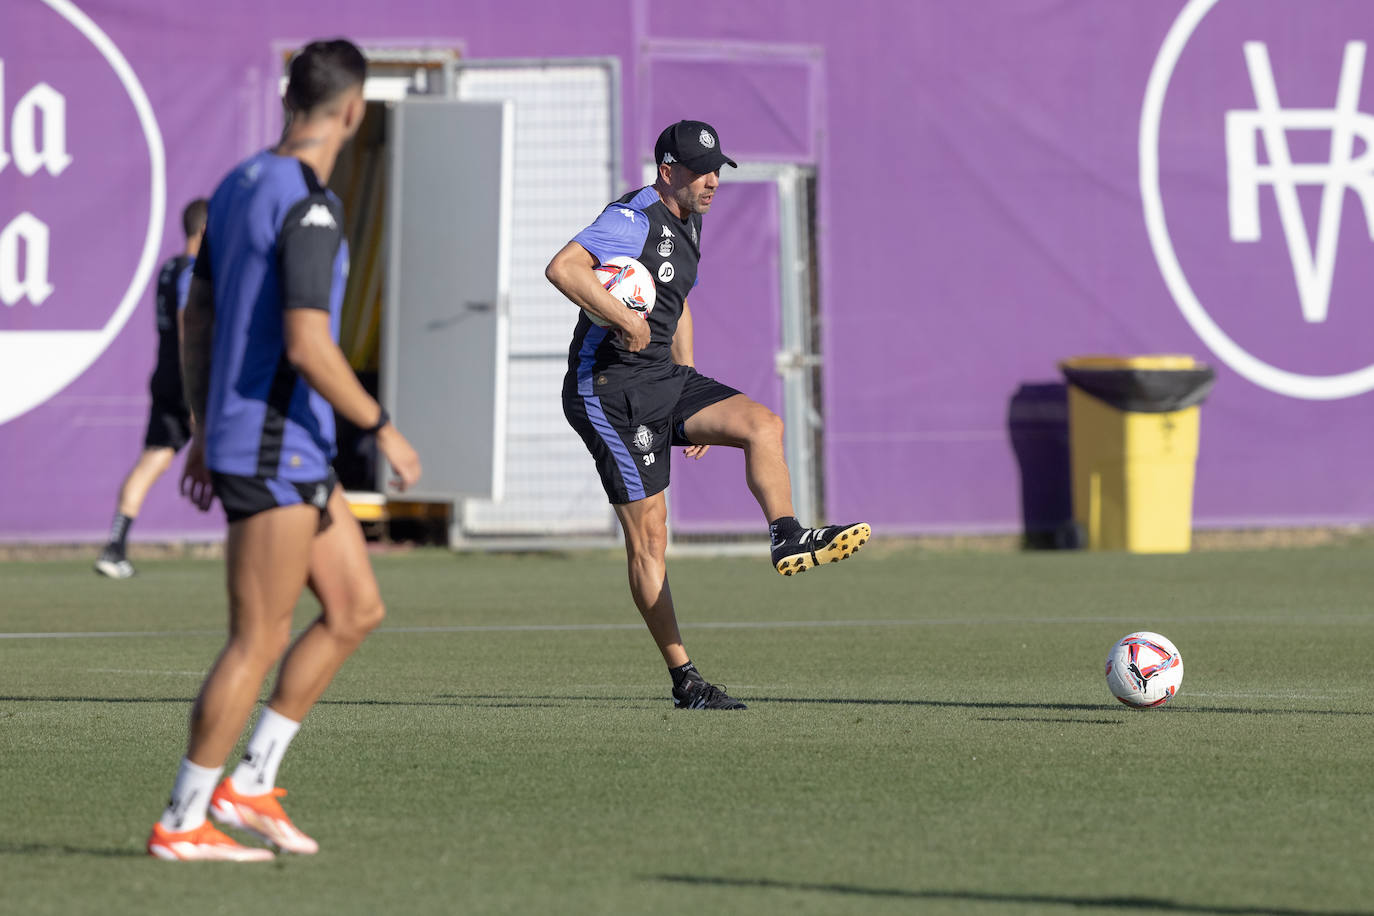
641, 161, 823, 530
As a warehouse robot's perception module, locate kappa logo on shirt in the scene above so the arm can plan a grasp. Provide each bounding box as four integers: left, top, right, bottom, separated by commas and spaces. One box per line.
617, 207, 637, 221
299, 204, 337, 229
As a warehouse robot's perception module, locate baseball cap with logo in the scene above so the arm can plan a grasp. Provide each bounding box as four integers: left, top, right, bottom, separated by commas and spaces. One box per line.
654, 120, 738, 174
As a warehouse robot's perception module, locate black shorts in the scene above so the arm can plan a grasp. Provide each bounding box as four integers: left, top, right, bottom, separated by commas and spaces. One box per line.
144, 395, 191, 451
563, 364, 740, 504
211, 469, 338, 525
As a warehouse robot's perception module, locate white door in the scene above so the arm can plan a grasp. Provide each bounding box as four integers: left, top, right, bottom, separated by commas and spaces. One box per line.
380, 98, 513, 501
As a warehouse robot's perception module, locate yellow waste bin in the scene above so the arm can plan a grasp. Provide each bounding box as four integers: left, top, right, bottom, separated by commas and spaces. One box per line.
1058, 355, 1215, 553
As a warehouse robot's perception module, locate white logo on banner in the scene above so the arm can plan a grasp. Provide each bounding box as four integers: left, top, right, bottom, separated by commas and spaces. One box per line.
1226, 41, 1374, 325
0, 59, 71, 308
0, 213, 55, 306
1142, 0, 1374, 400
0, 0, 164, 425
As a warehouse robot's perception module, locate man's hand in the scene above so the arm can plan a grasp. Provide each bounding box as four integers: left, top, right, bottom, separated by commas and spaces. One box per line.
179, 433, 215, 511
618, 314, 652, 353
682, 444, 710, 460
377, 424, 422, 492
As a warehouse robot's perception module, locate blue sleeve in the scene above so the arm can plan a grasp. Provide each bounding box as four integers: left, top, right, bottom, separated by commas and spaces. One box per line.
572, 205, 650, 265
176, 262, 194, 311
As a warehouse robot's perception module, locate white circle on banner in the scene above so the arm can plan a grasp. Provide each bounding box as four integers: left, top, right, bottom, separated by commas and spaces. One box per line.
1141, 0, 1374, 399
0, 0, 165, 425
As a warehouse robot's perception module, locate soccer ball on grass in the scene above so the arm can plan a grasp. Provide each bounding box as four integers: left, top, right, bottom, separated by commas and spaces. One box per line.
1105, 631, 1183, 708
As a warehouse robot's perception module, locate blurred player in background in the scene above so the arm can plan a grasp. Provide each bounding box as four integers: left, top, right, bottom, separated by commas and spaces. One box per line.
94, 199, 208, 579
146, 39, 421, 861
546, 120, 871, 711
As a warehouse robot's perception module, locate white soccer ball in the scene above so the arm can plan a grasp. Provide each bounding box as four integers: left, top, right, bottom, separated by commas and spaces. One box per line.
586, 256, 656, 328
1105, 631, 1183, 708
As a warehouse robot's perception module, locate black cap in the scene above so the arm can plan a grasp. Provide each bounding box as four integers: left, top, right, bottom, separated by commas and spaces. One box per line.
654, 120, 737, 174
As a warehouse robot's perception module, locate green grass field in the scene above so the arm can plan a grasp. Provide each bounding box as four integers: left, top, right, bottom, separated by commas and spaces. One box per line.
2, 542, 1372, 915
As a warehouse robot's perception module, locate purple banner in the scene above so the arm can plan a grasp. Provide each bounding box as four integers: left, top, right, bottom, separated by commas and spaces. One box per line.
3, 0, 1372, 541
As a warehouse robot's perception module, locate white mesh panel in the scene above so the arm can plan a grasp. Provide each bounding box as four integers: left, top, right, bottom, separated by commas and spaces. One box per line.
456, 63, 618, 536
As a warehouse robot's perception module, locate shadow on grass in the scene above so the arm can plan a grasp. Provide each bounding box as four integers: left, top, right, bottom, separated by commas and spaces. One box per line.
2, 694, 1371, 718
976, 716, 1122, 725
650, 874, 1371, 916
0, 842, 144, 858
0, 694, 657, 710
756, 697, 1374, 717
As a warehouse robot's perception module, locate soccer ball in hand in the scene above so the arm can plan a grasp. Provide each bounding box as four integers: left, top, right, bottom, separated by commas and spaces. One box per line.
1105, 631, 1183, 708
586, 256, 656, 328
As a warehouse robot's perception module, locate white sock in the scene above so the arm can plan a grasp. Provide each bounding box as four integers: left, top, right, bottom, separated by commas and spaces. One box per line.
159, 758, 222, 832
230, 706, 301, 796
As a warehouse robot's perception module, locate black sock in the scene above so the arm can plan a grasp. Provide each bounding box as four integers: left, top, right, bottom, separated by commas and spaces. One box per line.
669, 661, 701, 689
108, 513, 134, 552
768, 516, 802, 545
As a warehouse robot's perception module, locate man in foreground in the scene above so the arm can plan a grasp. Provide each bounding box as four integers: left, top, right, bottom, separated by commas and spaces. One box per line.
146, 39, 421, 861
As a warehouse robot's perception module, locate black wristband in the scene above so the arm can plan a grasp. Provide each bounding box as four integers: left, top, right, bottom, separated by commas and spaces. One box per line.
362, 406, 389, 435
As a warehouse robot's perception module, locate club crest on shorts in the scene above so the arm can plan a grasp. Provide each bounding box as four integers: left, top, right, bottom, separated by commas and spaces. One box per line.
632, 424, 654, 453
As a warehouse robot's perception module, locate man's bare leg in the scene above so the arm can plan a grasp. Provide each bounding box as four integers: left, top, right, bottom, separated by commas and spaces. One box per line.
683, 393, 870, 576
614, 492, 687, 667
681, 394, 792, 521
205, 487, 383, 855
117, 446, 177, 518
186, 503, 318, 767
150, 503, 317, 859
97, 447, 178, 579
269, 486, 386, 719
614, 492, 746, 709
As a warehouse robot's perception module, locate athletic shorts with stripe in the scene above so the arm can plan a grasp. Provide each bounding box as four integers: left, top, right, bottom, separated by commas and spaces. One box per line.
210, 469, 338, 524
563, 363, 739, 504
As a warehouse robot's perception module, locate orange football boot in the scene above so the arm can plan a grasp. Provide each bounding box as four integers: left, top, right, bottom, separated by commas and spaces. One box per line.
209, 778, 319, 855
146, 820, 274, 861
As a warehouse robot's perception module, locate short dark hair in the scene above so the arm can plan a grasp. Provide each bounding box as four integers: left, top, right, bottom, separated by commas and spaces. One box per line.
182, 198, 208, 238
284, 39, 367, 115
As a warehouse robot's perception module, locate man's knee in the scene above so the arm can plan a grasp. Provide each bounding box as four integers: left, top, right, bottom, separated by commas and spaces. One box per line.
356, 596, 386, 635
629, 527, 668, 563
327, 592, 386, 642
139, 446, 176, 475
747, 406, 784, 446
621, 505, 668, 561
226, 622, 293, 669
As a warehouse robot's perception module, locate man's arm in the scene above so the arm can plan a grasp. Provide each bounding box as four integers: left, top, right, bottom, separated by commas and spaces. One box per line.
671, 299, 694, 367
178, 273, 216, 509
545, 241, 651, 352
282, 309, 421, 492
282, 310, 390, 429
278, 194, 421, 491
